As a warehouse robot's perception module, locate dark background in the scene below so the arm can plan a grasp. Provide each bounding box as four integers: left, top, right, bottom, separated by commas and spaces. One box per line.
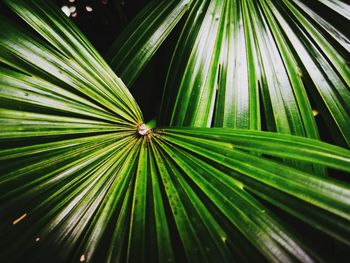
55, 0, 174, 123
55, 0, 146, 53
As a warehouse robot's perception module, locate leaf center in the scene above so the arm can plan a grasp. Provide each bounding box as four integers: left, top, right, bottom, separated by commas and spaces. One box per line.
137, 123, 152, 136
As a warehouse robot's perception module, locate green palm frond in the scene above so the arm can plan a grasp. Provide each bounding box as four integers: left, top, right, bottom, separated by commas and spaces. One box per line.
106, 0, 196, 87
1, 0, 143, 125
1, 0, 350, 262
107, 0, 350, 147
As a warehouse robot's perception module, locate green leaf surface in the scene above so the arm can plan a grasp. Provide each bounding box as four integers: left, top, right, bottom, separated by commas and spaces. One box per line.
1, 0, 350, 262
2, 0, 143, 125
160, 0, 350, 145
106, 0, 350, 147
106, 0, 195, 87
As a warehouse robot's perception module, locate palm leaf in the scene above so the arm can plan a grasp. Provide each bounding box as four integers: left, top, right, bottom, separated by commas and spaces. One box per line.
106, 0, 350, 147
161, 0, 350, 143
1, 0, 350, 262
106, 0, 195, 87
1, 0, 143, 125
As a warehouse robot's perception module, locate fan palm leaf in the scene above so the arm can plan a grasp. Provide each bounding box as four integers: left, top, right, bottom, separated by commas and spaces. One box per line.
107, 0, 350, 147
1, 0, 350, 262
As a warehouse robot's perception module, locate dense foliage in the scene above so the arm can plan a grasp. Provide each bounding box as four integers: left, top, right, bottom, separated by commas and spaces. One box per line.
0, 0, 349, 262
